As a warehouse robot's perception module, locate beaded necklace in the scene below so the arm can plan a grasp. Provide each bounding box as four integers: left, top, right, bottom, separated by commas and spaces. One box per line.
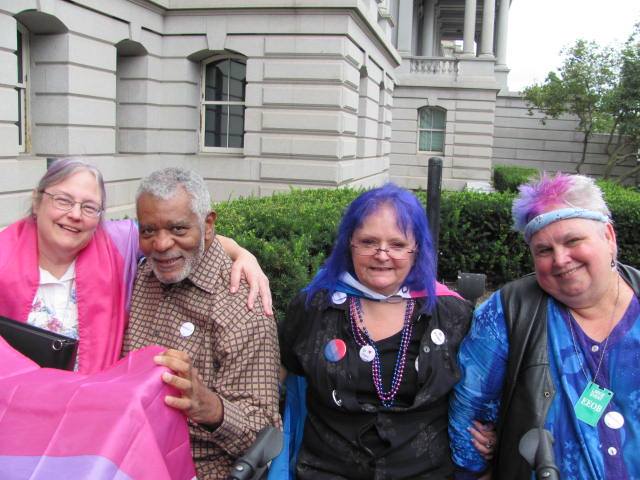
349, 296, 415, 408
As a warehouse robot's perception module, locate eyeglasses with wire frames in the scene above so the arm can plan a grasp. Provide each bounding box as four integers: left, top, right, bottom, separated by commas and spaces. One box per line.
40, 191, 103, 218
350, 240, 417, 260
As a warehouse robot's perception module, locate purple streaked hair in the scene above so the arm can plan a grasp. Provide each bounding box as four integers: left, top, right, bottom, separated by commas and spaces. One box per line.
512, 172, 611, 234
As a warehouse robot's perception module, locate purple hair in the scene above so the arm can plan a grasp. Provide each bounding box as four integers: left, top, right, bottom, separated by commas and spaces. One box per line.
305, 183, 437, 312
512, 172, 610, 233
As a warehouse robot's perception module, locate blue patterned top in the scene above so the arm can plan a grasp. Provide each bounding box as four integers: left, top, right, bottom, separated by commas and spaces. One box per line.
449, 290, 640, 479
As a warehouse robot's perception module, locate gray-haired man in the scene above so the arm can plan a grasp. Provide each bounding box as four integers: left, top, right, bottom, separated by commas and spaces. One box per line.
122, 167, 280, 479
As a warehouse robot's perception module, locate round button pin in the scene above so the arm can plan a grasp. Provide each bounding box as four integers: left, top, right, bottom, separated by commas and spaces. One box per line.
324, 339, 347, 362
414, 357, 419, 372
431, 328, 445, 345
180, 321, 195, 337
332, 291, 347, 304
359, 345, 376, 362
604, 411, 624, 430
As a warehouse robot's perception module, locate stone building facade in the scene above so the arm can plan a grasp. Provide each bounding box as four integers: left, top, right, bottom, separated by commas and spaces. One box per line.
0, 0, 628, 226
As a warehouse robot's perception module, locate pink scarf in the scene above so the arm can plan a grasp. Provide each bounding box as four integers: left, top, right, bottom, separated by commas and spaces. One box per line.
0, 218, 130, 373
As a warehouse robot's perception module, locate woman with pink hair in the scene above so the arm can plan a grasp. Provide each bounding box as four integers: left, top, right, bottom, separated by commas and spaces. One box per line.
449, 173, 640, 479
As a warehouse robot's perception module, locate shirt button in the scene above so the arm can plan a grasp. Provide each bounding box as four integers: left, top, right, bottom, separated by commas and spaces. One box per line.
608, 447, 617, 456
591, 345, 599, 352
422, 346, 430, 354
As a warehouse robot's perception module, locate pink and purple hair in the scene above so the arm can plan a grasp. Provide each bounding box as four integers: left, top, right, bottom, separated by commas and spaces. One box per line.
512, 172, 611, 239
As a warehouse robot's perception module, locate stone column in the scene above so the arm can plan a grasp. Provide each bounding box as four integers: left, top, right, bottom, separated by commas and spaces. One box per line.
421, 0, 435, 56
397, 0, 414, 55
462, 0, 476, 55
496, 0, 509, 66
479, 0, 495, 57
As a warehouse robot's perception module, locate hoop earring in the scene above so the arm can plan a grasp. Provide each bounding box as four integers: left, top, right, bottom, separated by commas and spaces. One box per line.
611, 258, 616, 270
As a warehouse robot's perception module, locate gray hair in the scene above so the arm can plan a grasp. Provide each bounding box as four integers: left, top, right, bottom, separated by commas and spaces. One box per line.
136, 167, 211, 221
31, 157, 106, 216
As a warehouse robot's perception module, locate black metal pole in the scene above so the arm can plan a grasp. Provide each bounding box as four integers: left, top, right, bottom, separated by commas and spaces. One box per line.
427, 156, 442, 274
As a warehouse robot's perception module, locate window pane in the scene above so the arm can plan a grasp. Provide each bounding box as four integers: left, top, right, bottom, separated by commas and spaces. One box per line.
204, 105, 245, 148
431, 131, 444, 151
419, 108, 432, 129
419, 131, 431, 151
16, 88, 23, 147
205, 59, 230, 101
204, 105, 227, 147
433, 109, 445, 128
228, 105, 245, 148
17, 30, 23, 83
228, 60, 246, 102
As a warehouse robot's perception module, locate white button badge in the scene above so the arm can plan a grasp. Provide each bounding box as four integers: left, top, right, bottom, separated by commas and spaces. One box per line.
180, 321, 195, 337
604, 411, 625, 430
331, 291, 347, 304
359, 345, 376, 362
430, 328, 445, 345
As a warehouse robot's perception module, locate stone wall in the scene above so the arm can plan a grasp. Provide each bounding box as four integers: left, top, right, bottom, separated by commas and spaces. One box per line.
0, 0, 399, 226
494, 94, 638, 182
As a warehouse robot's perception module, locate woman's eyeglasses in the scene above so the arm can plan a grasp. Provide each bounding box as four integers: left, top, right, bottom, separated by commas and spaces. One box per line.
41, 191, 103, 218
350, 241, 417, 260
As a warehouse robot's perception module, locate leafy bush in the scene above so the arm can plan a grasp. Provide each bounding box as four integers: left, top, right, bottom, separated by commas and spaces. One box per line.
493, 165, 539, 193
214, 185, 640, 321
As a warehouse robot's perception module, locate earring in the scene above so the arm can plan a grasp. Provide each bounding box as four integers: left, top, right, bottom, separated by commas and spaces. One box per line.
611, 258, 616, 270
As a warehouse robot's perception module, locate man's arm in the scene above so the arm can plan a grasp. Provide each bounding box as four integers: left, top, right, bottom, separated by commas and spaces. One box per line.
449, 292, 509, 477
217, 235, 273, 316
155, 311, 280, 457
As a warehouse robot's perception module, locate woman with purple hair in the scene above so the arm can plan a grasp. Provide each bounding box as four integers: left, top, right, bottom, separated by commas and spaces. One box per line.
0, 158, 270, 374
280, 183, 494, 479
450, 173, 640, 479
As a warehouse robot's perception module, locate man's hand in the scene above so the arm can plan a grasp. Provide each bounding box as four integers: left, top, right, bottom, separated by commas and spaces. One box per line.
154, 349, 223, 428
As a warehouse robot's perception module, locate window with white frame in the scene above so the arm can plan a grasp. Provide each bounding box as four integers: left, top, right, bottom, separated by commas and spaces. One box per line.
15, 23, 29, 153
201, 57, 246, 150
417, 107, 445, 153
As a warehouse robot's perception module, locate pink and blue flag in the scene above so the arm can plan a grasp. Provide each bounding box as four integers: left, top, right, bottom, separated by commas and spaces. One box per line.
0, 338, 196, 480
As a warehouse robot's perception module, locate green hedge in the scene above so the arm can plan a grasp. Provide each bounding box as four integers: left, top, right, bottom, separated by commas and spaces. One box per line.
214, 185, 640, 321
493, 165, 539, 193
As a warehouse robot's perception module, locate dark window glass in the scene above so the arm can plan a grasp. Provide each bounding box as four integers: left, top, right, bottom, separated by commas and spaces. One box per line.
204, 105, 245, 148
17, 30, 23, 83
203, 58, 246, 148
16, 87, 22, 146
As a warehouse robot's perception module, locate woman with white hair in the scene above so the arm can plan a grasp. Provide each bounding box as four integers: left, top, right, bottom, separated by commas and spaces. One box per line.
449, 173, 640, 479
0, 158, 270, 373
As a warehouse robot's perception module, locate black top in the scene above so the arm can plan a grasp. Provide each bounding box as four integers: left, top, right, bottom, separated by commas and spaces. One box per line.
280, 290, 473, 480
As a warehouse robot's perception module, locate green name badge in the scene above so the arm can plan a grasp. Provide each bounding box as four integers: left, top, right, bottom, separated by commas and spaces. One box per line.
574, 381, 614, 427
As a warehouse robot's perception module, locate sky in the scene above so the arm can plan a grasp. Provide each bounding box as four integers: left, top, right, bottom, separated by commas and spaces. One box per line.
507, 0, 640, 92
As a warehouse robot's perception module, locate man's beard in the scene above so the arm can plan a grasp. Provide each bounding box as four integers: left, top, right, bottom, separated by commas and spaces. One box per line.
150, 234, 206, 285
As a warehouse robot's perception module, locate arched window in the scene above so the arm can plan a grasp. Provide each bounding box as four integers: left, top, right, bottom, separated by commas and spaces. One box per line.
201, 56, 246, 150
417, 107, 445, 153
15, 23, 29, 153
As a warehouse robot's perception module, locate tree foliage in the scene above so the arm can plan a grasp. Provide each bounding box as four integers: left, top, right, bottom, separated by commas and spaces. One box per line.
523, 25, 640, 181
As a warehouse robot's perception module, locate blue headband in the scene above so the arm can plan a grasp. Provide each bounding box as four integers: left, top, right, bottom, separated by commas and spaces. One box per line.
524, 207, 609, 243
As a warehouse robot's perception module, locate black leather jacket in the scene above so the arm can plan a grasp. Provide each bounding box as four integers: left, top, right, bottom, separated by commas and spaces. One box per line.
494, 263, 640, 479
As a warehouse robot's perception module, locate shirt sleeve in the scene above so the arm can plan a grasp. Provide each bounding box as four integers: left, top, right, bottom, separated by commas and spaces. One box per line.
193, 310, 281, 457
449, 291, 509, 475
